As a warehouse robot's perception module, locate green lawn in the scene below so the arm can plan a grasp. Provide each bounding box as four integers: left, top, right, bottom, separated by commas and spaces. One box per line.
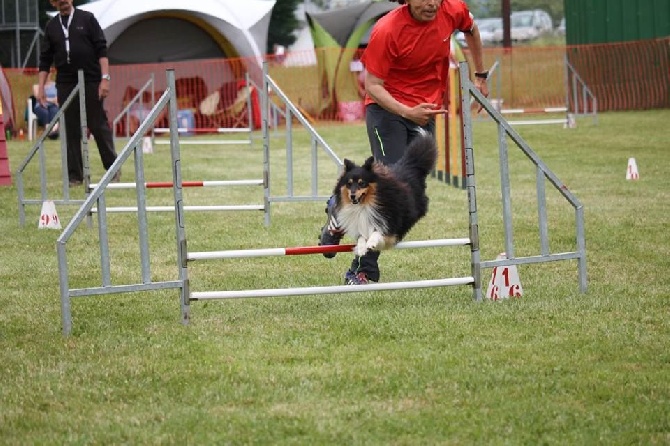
1, 110, 668, 444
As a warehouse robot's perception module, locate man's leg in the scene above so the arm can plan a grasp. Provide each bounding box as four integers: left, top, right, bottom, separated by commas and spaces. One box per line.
57, 82, 83, 183
345, 251, 381, 285
85, 83, 117, 171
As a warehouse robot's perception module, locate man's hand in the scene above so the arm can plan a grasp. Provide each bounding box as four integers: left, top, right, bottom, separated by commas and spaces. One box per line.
473, 77, 489, 112
474, 76, 489, 98
404, 103, 446, 126
99, 79, 110, 100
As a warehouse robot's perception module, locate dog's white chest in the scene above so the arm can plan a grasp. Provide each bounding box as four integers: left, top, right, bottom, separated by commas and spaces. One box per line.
338, 204, 387, 238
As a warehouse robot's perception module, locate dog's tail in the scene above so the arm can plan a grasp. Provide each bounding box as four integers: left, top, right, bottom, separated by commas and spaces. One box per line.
394, 131, 438, 178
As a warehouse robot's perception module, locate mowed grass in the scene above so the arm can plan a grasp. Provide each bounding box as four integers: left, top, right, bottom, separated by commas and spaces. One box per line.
1, 110, 669, 444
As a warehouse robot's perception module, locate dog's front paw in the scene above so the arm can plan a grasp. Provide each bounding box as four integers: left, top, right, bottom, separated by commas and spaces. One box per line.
354, 237, 368, 257
366, 231, 385, 252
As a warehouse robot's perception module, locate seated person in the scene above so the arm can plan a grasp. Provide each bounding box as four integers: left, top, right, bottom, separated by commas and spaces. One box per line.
31, 82, 59, 139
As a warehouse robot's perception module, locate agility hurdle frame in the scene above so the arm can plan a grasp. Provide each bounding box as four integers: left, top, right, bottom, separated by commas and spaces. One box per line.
153, 72, 255, 147
478, 56, 597, 127
17, 71, 93, 226
56, 64, 587, 335
461, 61, 587, 289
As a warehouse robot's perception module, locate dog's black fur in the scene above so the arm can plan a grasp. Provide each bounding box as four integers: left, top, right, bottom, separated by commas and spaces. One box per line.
332, 132, 437, 257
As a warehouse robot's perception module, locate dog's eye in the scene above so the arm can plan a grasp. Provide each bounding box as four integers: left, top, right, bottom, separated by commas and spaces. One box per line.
358, 180, 367, 187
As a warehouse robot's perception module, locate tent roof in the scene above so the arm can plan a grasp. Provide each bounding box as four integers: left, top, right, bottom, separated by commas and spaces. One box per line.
77, 0, 275, 62
307, 1, 399, 47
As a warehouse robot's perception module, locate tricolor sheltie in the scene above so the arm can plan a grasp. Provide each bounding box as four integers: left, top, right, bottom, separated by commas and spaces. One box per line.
332, 132, 437, 257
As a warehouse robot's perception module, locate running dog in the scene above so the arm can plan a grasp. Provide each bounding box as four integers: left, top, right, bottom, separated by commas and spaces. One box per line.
331, 132, 437, 257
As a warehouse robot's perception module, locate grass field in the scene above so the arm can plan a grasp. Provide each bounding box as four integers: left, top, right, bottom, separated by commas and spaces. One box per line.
1, 109, 669, 444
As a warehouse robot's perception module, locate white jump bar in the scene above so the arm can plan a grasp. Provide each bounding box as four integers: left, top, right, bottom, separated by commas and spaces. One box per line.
153, 128, 251, 133
191, 277, 475, 300
508, 119, 567, 125
154, 140, 251, 145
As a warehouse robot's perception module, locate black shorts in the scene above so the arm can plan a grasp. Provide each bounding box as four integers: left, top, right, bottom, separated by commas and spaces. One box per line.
365, 103, 436, 165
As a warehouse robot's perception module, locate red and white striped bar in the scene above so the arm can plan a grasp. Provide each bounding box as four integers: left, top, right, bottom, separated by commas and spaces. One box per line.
188, 238, 471, 261
90, 179, 263, 189
91, 204, 264, 213
501, 107, 567, 114
191, 277, 475, 300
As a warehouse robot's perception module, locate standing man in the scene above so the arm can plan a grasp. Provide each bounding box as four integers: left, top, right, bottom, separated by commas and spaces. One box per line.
319, 0, 489, 285
38, 0, 119, 186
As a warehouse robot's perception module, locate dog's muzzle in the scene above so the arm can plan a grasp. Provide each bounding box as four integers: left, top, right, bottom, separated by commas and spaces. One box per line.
350, 193, 364, 204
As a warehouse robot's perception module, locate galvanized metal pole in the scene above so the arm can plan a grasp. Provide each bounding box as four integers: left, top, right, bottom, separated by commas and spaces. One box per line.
459, 63, 482, 301
165, 70, 190, 325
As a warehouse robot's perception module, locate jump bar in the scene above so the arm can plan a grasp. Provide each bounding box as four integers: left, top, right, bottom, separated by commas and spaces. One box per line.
508, 119, 567, 126
154, 140, 251, 145
191, 277, 475, 300
90, 179, 263, 189
91, 205, 264, 213
188, 238, 471, 260
501, 107, 567, 114
153, 127, 251, 134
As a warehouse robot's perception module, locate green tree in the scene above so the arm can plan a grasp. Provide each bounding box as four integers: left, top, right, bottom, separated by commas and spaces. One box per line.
267, 0, 302, 54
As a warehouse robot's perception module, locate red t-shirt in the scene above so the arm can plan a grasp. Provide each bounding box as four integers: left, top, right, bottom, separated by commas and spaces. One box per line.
361, 0, 473, 108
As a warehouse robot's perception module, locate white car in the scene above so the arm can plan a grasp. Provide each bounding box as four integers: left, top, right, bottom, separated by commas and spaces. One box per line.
477, 17, 503, 45
493, 10, 554, 43
454, 17, 502, 47
510, 10, 554, 41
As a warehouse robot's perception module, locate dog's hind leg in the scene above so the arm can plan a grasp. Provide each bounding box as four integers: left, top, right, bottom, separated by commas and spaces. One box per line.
383, 235, 398, 249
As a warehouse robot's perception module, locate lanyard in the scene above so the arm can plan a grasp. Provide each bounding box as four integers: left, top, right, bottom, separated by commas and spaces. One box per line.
59, 9, 74, 64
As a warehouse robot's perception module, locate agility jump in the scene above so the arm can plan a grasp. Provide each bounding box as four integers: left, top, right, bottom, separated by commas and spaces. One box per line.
55, 63, 587, 335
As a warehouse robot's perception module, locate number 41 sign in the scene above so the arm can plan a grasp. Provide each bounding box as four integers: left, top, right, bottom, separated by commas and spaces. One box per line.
486, 253, 523, 300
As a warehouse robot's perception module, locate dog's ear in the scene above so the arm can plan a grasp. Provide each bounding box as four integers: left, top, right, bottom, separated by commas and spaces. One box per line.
363, 156, 375, 171
343, 159, 356, 171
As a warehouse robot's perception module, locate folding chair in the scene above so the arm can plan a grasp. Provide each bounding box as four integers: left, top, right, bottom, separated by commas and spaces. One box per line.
199, 81, 251, 130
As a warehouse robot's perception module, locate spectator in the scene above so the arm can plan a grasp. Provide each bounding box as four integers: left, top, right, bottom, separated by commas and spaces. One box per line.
38, 0, 119, 186
31, 81, 60, 139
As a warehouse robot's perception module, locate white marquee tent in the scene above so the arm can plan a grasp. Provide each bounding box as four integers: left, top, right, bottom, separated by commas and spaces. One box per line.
76, 0, 276, 64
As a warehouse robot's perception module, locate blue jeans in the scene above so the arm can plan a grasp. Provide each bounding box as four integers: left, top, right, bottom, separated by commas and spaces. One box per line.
33, 102, 59, 127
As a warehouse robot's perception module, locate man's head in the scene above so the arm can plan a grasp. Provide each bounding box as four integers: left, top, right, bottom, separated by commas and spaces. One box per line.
50, 0, 74, 15
394, 0, 442, 22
